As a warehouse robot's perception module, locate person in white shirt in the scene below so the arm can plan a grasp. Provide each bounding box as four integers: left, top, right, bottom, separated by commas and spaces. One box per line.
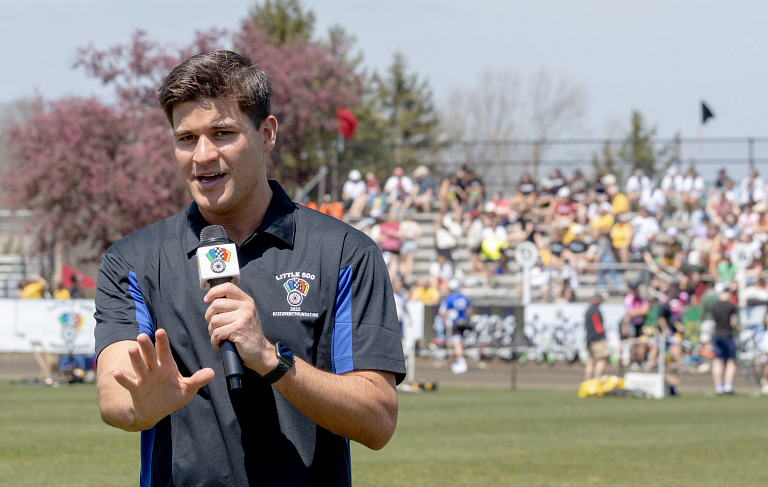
661, 167, 684, 216
430, 254, 454, 292
740, 167, 765, 205
681, 169, 705, 221
639, 186, 666, 220
383, 167, 414, 204
342, 169, 368, 216
625, 169, 651, 207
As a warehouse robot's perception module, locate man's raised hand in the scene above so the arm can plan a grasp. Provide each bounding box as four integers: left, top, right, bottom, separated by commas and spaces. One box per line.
112, 329, 214, 430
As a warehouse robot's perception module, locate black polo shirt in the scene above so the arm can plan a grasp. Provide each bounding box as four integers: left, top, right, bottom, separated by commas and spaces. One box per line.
94, 181, 406, 487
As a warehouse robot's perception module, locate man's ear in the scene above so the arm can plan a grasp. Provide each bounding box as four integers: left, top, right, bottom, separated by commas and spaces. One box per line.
262, 115, 278, 153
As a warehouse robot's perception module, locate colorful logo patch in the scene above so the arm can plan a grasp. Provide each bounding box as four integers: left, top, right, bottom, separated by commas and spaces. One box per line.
284, 278, 309, 306
206, 247, 231, 273
59, 312, 84, 343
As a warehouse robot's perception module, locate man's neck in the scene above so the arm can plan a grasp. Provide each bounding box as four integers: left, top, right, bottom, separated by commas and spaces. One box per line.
200, 182, 274, 247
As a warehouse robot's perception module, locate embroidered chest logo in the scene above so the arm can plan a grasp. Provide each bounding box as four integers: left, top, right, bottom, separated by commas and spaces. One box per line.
273, 272, 319, 318
284, 278, 309, 306
206, 247, 231, 274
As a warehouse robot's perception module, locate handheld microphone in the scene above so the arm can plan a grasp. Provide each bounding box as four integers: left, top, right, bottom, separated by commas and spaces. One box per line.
197, 225, 244, 390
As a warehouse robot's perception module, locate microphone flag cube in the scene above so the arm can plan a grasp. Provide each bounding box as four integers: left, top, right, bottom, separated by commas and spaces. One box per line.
196, 242, 241, 290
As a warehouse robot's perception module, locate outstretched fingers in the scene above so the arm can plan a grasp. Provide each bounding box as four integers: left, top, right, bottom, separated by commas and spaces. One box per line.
113, 369, 139, 393
154, 329, 174, 368
185, 368, 215, 392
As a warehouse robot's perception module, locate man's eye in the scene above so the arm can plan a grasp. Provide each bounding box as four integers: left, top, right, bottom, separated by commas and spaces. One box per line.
215, 131, 234, 137
178, 135, 196, 142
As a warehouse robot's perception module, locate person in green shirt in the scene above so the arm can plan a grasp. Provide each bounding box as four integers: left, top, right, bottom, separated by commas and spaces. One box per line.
716, 257, 738, 285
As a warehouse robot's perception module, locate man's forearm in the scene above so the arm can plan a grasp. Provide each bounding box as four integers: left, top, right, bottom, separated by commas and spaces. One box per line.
273, 359, 398, 450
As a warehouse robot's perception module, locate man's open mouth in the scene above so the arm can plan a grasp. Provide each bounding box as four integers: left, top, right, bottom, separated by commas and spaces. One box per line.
197, 173, 225, 186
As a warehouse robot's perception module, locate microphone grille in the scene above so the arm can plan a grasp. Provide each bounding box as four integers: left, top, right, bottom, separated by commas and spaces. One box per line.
199, 225, 229, 246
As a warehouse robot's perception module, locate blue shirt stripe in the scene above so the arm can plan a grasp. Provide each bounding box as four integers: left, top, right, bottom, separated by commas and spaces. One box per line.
332, 266, 353, 374
128, 270, 156, 487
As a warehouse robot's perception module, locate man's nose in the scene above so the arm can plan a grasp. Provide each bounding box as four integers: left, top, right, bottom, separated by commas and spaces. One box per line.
192, 136, 218, 164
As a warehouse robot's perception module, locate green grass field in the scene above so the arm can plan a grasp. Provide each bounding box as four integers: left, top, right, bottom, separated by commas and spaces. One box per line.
1, 381, 766, 486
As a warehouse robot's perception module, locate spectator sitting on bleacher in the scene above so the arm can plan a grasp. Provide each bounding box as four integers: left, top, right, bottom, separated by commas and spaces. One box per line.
549, 187, 575, 226
661, 166, 684, 213
682, 168, 705, 221
738, 203, 760, 233
562, 225, 590, 268
365, 183, 388, 219
625, 169, 651, 208
603, 175, 629, 216
740, 167, 766, 206
403, 165, 435, 214
342, 169, 368, 216
510, 172, 537, 211
639, 185, 666, 220
379, 212, 402, 277
589, 201, 614, 233
439, 172, 467, 215
430, 254, 454, 292
434, 214, 462, 261
479, 213, 509, 274
398, 213, 421, 276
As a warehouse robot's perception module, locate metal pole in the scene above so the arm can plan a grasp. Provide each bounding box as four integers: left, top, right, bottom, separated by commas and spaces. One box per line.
749, 137, 754, 168
523, 269, 531, 305
330, 142, 339, 202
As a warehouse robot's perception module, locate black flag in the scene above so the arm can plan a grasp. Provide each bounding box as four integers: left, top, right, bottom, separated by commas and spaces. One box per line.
702, 101, 714, 124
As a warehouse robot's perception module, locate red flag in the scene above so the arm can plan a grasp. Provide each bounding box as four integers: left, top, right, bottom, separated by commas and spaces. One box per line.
61, 264, 97, 289
336, 106, 358, 140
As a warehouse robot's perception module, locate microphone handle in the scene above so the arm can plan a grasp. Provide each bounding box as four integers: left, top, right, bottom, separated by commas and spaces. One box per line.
208, 277, 244, 390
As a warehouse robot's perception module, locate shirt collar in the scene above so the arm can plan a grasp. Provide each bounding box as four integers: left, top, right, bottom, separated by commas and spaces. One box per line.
184, 180, 296, 253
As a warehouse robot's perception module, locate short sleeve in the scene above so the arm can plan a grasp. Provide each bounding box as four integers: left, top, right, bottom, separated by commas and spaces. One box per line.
332, 245, 406, 384
94, 249, 154, 357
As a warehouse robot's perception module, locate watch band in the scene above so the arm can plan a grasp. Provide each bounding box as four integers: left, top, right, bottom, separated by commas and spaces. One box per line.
261, 343, 294, 384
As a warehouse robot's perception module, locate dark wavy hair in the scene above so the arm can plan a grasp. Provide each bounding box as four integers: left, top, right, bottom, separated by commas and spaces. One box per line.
158, 50, 273, 129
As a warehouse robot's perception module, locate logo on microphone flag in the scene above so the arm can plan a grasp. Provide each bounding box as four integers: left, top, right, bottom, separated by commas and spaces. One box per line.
206, 247, 231, 273
284, 278, 309, 306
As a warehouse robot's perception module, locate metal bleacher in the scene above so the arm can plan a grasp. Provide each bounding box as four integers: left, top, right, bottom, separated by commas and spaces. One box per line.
348, 209, 689, 305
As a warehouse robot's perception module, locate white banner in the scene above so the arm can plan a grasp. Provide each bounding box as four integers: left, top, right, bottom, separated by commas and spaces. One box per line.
524, 303, 625, 357
0, 299, 96, 354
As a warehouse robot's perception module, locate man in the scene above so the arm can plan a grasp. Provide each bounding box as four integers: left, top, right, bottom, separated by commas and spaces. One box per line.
584, 293, 609, 380
711, 286, 739, 394
439, 279, 473, 374
656, 289, 686, 371
94, 51, 405, 486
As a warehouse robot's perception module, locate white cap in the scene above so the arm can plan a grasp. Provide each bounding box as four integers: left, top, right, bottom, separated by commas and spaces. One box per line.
667, 166, 677, 175
571, 224, 586, 234
723, 228, 736, 240
448, 279, 461, 291
557, 187, 571, 198
349, 169, 362, 181
601, 174, 617, 185
714, 283, 725, 294
600, 201, 612, 212
666, 226, 678, 237
687, 250, 700, 266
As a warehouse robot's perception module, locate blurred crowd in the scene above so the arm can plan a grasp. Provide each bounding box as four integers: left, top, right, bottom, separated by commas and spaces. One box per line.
317, 163, 768, 308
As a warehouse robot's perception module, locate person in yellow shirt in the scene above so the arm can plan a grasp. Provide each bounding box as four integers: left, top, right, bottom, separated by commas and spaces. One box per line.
53, 281, 71, 300
591, 201, 615, 233
20, 276, 47, 299
610, 213, 634, 263
411, 277, 440, 306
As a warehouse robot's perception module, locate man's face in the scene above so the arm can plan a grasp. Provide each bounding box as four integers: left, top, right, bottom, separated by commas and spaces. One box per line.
172, 98, 276, 219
